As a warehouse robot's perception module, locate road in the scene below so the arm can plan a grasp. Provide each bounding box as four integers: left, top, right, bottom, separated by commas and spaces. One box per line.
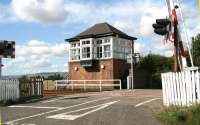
0, 89, 163, 125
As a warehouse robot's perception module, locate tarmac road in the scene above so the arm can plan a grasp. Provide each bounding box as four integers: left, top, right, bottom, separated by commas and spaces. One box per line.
0, 89, 163, 125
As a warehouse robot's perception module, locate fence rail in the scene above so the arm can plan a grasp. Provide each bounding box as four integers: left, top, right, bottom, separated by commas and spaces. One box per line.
0, 79, 20, 102
19, 78, 43, 100
0, 78, 43, 102
161, 70, 200, 106
55, 79, 122, 92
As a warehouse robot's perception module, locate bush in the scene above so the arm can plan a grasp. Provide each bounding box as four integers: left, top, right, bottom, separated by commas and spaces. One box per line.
158, 105, 200, 125
0, 99, 15, 106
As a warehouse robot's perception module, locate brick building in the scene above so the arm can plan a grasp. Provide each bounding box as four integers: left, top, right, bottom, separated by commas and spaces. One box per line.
65, 22, 137, 89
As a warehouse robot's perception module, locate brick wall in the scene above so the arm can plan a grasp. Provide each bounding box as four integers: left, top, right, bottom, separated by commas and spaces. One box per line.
69, 59, 113, 80
69, 59, 130, 89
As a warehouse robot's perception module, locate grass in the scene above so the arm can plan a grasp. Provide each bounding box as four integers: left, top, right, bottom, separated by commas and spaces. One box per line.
158, 104, 200, 125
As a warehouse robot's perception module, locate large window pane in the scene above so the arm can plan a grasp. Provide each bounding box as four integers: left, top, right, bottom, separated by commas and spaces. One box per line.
77, 49, 80, 60
82, 47, 90, 59
70, 49, 81, 60
82, 40, 90, 45
97, 46, 102, 58
104, 38, 110, 43
71, 49, 76, 60
96, 40, 102, 44
104, 45, 111, 58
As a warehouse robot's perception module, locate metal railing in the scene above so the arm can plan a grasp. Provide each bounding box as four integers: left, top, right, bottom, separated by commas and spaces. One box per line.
55, 79, 122, 92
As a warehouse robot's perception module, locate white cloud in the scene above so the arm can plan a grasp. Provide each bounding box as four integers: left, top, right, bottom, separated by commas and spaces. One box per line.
0, 0, 199, 69
134, 42, 146, 53
140, 7, 167, 36
114, 20, 137, 36
17, 40, 69, 56
28, 40, 47, 46
51, 43, 69, 56
11, 0, 67, 23
3, 40, 69, 75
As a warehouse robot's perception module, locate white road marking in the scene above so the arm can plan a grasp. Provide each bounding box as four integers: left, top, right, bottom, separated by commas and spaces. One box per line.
47, 100, 120, 120
42, 94, 99, 103
135, 98, 161, 108
4, 97, 111, 124
8, 105, 64, 109
41, 96, 75, 103
4, 122, 36, 125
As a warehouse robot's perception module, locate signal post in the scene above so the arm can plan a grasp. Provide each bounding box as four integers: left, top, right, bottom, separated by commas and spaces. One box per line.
0, 40, 15, 77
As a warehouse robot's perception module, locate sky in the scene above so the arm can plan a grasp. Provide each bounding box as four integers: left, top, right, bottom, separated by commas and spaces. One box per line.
0, 0, 199, 76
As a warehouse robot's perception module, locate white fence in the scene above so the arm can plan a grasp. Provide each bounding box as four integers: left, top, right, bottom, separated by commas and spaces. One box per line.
0, 79, 20, 102
161, 70, 200, 106
55, 79, 122, 92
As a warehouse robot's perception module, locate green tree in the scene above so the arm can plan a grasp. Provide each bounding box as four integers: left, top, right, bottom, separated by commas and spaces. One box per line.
136, 54, 173, 88
192, 33, 200, 66
46, 74, 64, 81
137, 54, 173, 74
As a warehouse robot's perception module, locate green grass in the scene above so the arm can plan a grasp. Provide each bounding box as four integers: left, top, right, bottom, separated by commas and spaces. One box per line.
158, 104, 200, 125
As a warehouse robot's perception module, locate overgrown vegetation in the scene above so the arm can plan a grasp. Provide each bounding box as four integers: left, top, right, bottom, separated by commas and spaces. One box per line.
192, 33, 200, 67
136, 54, 173, 88
45, 74, 64, 80
18, 73, 65, 81
158, 105, 200, 125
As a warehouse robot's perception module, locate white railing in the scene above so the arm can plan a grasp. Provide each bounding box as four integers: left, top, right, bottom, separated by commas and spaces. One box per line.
55, 79, 122, 92
161, 70, 200, 106
0, 79, 20, 102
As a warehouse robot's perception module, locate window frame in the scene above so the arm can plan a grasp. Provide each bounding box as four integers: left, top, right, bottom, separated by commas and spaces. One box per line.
103, 44, 111, 58
82, 46, 91, 59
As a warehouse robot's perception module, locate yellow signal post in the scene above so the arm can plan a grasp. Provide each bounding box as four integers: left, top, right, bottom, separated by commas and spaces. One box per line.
199, 0, 200, 16
0, 112, 1, 125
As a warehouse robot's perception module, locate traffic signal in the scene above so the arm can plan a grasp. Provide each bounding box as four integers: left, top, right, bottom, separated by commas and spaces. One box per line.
0, 40, 15, 58
152, 19, 171, 35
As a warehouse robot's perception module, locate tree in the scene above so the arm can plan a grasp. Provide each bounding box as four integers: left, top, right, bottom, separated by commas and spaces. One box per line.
46, 74, 64, 81
192, 33, 200, 66
136, 54, 173, 88
137, 54, 173, 74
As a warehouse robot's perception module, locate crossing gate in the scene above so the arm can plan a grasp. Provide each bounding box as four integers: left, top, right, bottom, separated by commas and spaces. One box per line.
0, 79, 19, 102
0, 77, 43, 102
161, 70, 200, 106
19, 77, 43, 100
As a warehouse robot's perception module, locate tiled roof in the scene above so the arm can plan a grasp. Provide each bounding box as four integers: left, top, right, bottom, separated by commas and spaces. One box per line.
66, 22, 137, 42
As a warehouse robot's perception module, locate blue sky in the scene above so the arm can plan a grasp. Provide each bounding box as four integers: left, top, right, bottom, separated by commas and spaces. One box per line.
0, 0, 199, 75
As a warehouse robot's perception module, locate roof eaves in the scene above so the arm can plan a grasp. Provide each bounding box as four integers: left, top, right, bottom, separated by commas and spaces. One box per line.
65, 32, 116, 42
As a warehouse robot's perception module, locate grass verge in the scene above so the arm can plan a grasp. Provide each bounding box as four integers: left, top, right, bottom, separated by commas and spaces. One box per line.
158, 104, 200, 125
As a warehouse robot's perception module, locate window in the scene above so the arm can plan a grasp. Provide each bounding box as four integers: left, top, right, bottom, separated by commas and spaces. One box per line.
71, 49, 76, 60
97, 46, 102, 58
93, 46, 102, 59
70, 49, 80, 60
96, 39, 102, 44
77, 49, 80, 59
82, 47, 90, 59
104, 39, 110, 43
104, 45, 111, 58
71, 43, 76, 47
82, 40, 90, 45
